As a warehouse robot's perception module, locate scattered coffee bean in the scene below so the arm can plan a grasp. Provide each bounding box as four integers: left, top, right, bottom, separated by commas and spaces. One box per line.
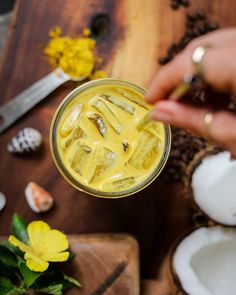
158, 56, 171, 65
181, 0, 190, 7
186, 20, 194, 29
159, 10, 220, 66
163, 127, 208, 183
208, 22, 220, 31
187, 13, 196, 22
170, 0, 191, 10
171, 1, 179, 10
196, 10, 206, 20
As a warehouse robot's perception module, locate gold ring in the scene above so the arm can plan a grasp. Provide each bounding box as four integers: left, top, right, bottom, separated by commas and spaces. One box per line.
192, 45, 212, 77
203, 112, 214, 141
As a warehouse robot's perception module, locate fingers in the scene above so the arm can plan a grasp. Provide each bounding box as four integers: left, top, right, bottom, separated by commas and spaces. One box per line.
149, 100, 236, 157
145, 51, 193, 103
146, 45, 236, 104
201, 46, 236, 94
187, 27, 236, 51
145, 28, 236, 104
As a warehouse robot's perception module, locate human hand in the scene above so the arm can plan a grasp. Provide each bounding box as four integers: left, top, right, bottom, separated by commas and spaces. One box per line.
145, 28, 236, 157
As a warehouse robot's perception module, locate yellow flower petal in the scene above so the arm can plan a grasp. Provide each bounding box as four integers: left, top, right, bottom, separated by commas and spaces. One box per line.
41, 251, 70, 262
9, 236, 32, 253
28, 221, 51, 254
41, 230, 69, 254
25, 252, 49, 272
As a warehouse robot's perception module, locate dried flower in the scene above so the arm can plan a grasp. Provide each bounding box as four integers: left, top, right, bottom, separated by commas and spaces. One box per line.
45, 27, 108, 80
83, 27, 91, 37
89, 69, 108, 80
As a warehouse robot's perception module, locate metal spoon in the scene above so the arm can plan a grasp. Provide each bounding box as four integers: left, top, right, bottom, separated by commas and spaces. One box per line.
0, 68, 87, 134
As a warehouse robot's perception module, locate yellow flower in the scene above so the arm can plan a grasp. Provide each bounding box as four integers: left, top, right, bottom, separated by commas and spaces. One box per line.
9, 221, 69, 272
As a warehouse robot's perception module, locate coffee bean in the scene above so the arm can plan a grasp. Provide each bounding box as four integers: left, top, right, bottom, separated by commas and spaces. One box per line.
186, 20, 194, 29
168, 43, 178, 56
187, 13, 196, 23
181, 0, 190, 7
179, 35, 190, 49
196, 10, 206, 20
208, 22, 219, 31
158, 56, 171, 65
171, 1, 179, 10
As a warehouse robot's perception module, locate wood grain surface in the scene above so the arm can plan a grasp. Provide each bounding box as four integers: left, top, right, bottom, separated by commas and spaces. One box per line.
0, 0, 236, 285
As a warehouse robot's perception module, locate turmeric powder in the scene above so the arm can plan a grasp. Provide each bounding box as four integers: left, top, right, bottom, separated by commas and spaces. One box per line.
44, 27, 107, 80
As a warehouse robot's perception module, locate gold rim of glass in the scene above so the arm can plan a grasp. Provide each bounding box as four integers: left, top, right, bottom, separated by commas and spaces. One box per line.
50, 78, 171, 198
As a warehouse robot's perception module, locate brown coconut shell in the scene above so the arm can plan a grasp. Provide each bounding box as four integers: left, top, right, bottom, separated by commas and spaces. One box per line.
167, 224, 222, 295
167, 228, 198, 295
183, 146, 227, 227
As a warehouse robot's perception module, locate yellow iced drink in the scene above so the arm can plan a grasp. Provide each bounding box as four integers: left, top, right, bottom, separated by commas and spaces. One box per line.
51, 79, 170, 197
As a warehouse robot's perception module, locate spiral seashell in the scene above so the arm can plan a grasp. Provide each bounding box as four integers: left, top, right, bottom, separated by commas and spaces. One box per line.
7, 128, 42, 154
25, 182, 53, 213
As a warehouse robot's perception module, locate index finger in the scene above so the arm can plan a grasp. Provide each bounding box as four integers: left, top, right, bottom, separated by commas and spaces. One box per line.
145, 50, 192, 103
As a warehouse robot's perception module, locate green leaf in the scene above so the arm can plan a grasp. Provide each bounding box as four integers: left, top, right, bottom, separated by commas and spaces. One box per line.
63, 273, 81, 287
0, 262, 17, 277
0, 241, 23, 258
11, 214, 28, 243
6, 288, 26, 295
67, 250, 76, 261
18, 262, 42, 288
0, 245, 18, 268
0, 276, 16, 295
36, 284, 63, 295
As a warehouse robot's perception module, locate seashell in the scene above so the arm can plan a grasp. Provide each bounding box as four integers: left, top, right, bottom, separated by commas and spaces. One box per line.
0, 192, 6, 212
7, 128, 43, 154
25, 182, 53, 213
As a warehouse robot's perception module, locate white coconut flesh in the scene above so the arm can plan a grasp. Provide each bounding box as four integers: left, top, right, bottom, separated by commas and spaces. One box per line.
191, 151, 236, 225
173, 226, 236, 295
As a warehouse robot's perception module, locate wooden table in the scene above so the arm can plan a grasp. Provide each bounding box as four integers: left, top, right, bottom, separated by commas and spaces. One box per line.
0, 0, 235, 283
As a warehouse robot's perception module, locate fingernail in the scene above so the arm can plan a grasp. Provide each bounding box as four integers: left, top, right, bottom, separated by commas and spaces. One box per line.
148, 109, 172, 122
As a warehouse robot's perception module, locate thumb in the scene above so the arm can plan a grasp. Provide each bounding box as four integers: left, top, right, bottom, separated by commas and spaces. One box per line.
149, 101, 236, 157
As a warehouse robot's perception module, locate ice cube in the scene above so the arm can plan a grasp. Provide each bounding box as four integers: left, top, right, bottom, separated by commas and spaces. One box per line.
69, 142, 92, 175
61, 126, 85, 150
60, 103, 83, 137
144, 121, 163, 136
103, 177, 136, 191
61, 138, 73, 150
136, 113, 152, 130
99, 94, 135, 115
116, 88, 149, 110
87, 113, 107, 136
90, 99, 122, 134
89, 146, 116, 183
128, 130, 162, 170
73, 126, 85, 139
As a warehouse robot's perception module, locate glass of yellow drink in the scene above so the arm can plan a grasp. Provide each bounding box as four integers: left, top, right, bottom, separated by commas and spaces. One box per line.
50, 78, 171, 198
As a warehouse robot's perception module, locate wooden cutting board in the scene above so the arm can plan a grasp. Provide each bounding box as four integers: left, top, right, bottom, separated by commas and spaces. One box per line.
1, 0, 236, 282
65, 234, 139, 295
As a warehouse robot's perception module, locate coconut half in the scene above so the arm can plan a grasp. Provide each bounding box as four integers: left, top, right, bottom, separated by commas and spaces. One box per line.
172, 226, 236, 295
187, 150, 236, 226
